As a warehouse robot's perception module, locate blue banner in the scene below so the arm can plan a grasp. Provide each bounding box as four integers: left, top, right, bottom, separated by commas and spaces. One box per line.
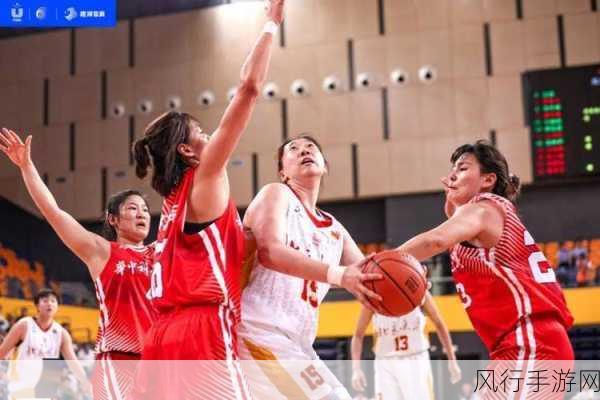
1, 0, 116, 27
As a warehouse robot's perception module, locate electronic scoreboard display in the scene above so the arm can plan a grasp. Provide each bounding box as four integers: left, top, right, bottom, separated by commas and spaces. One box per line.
522, 64, 600, 182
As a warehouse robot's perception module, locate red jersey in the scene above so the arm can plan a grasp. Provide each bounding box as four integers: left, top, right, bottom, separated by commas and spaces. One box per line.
149, 167, 245, 318
451, 193, 574, 359
94, 242, 156, 354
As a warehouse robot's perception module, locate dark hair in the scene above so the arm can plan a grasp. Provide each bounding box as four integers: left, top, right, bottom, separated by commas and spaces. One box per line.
101, 189, 149, 241
34, 288, 59, 305
277, 134, 328, 179
133, 111, 199, 197
450, 140, 521, 202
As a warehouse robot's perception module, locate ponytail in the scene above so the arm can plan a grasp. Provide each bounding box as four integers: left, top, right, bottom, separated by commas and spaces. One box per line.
133, 137, 151, 179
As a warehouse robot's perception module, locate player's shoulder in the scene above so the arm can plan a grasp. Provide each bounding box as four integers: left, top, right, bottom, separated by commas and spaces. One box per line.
252, 183, 293, 207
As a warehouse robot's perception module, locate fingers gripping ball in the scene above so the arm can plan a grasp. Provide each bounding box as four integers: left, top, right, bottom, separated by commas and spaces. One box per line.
362, 251, 427, 316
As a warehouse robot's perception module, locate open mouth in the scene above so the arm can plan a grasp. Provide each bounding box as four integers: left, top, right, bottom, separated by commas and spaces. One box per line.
301, 157, 315, 166
136, 222, 148, 229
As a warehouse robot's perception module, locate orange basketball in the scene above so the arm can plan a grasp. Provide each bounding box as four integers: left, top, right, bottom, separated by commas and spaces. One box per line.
362, 250, 428, 317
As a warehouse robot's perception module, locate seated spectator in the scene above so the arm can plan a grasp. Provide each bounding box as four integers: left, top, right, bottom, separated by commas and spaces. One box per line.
556, 241, 574, 287
576, 253, 595, 287
15, 306, 28, 322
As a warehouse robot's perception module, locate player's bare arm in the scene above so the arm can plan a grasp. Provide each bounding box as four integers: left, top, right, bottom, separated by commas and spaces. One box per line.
350, 306, 374, 392
246, 183, 381, 302
0, 319, 26, 359
0, 129, 109, 279
421, 292, 462, 384
189, 0, 284, 218
60, 329, 92, 394
397, 202, 501, 261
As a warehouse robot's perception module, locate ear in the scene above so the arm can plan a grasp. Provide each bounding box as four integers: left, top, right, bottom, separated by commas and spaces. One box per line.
107, 213, 119, 228
279, 172, 288, 183
482, 172, 497, 190
177, 143, 194, 158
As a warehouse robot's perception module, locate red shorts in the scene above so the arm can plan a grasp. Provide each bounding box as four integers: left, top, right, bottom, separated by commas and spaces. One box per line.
132, 305, 252, 400
481, 318, 574, 400
92, 351, 140, 400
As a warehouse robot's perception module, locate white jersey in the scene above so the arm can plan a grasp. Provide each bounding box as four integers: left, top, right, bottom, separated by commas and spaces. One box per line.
241, 184, 345, 348
15, 317, 63, 360
8, 317, 63, 394
373, 308, 429, 358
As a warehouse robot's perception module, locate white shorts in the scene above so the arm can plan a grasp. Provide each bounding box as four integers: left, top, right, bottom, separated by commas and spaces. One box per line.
238, 322, 351, 400
374, 351, 434, 400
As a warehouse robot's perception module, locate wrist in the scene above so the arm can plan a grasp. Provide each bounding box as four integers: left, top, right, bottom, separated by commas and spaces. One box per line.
263, 20, 279, 35
326, 265, 344, 286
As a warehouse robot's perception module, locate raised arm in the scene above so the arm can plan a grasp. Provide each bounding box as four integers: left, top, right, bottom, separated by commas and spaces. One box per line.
0, 129, 109, 279
196, 0, 284, 178
351, 306, 374, 392
396, 202, 501, 261
244, 183, 381, 304
421, 292, 462, 383
0, 319, 26, 359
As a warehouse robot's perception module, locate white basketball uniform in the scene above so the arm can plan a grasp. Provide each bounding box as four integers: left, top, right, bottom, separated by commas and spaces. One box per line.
239, 184, 351, 400
373, 308, 434, 400
8, 317, 63, 396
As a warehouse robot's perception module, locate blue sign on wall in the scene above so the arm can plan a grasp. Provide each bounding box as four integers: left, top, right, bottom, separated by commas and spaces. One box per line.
1, 1, 116, 27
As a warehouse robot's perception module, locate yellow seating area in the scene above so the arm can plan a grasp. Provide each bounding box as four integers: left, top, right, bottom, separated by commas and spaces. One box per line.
0, 243, 45, 299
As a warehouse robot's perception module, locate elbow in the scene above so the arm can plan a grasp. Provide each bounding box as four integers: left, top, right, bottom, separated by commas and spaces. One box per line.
257, 243, 277, 268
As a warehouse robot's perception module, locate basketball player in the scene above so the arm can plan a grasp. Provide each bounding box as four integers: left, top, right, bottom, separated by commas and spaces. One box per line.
350, 292, 462, 400
129, 1, 285, 398
0, 128, 156, 400
387, 141, 574, 397
0, 289, 90, 398
238, 135, 383, 400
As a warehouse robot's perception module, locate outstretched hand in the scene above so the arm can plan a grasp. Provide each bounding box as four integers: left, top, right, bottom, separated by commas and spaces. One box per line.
340, 255, 382, 311
265, 0, 285, 25
0, 128, 32, 169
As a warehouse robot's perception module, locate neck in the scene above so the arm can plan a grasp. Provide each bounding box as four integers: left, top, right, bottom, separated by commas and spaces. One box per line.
116, 236, 144, 247
286, 178, 320, 213
35, 315, 53, 329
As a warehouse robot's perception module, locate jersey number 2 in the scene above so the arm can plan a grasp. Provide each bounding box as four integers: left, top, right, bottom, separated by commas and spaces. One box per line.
524, 231, 556, 284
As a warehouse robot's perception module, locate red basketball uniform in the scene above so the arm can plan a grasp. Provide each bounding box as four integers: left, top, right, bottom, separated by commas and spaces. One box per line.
451, 193, 574, 362
133, 168, 252, 400
92, 242, 156, 400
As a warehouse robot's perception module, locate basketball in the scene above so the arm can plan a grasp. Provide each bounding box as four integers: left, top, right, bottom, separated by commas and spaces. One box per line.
362, 250, 427, 317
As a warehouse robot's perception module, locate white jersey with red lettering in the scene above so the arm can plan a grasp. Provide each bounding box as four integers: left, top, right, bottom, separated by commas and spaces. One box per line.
373, 307, 429, 358
240, 183, 345, 348
450, 193, 574, 360
94, 242, 156, 354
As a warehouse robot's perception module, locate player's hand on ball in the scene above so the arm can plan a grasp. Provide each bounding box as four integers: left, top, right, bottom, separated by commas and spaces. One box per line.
265, 0, 284, 25
448, 360, 462, 384
0, 128, 33, 170
351, 368, 367, 392
341, 257, 382, 309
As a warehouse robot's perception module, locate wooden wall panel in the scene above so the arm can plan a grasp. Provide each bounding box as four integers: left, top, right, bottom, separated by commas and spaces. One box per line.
49, 74, 101, 124
43, 125, 71, 175
454, 78, 489, 135
488, 75, 525, 130
73, 168, 103, 220
483, 0, 517, 22
48, 172, 75, 215
388, 85, 423, 140
490, 20, 526, 75
75, 121, 103, 170
496, 127, 533, 184
257, 150, 280, 190
107, 68, 135, 119
319, 144, 353, 201
227, 154, 253, 207
15, 31, 69, 82
564, 13, 600, 66
452, 26, 486, 79
358, 142, 391, 197
524, 17, 560, 70
135, 12, 194, 68
76, 21, 129, 74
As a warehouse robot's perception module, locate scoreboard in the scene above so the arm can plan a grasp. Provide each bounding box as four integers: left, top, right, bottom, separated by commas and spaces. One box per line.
522, 64, 600, 181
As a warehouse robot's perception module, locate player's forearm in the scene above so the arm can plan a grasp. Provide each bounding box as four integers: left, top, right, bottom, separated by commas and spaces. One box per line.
257, 243, 329, 282
20, 162, 61, 219
435, 323, 457, 361
350, 335, 364, 370
397, 231, 447, 262
239, 24, 275, 90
